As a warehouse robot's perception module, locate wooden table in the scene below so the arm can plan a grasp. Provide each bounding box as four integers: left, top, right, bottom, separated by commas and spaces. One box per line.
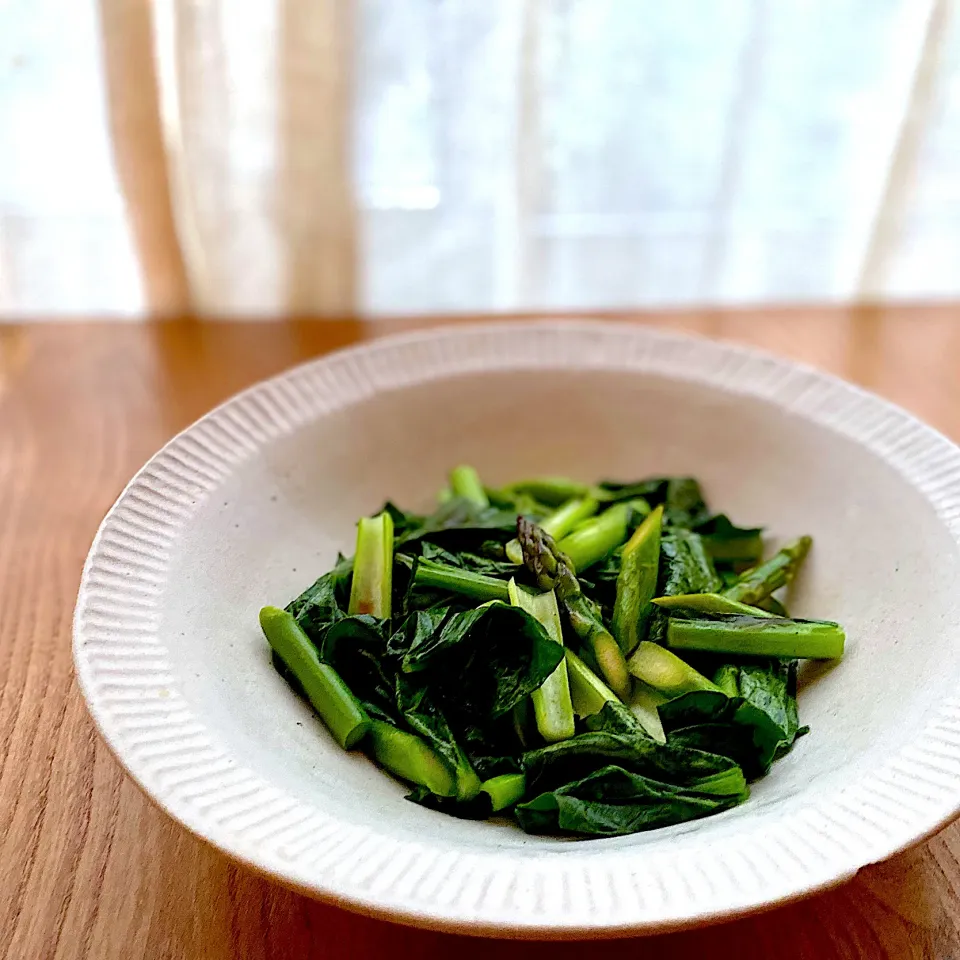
4, 307, 960, 959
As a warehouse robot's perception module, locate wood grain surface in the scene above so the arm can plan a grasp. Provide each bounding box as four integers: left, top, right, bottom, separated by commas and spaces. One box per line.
3, 307, 960, 959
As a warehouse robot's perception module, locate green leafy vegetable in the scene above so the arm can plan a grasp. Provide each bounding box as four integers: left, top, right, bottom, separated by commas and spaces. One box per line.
264, 471, 842, 839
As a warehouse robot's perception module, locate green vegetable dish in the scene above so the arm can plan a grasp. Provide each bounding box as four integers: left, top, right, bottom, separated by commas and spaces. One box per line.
260, 468, 845, 838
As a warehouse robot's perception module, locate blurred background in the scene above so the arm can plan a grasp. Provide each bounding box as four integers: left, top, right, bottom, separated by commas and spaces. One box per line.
1, 0, 958, 319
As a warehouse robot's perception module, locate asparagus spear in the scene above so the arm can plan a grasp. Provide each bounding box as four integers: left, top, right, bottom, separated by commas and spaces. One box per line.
612, 505, 663, 654
627, 641, 723, 697
259, 606, 371, 749
667, 615, 845, 660
348, 512, 394, 618
723, 536, 812, 606
566, 648, 666, 743
496, 476, 596, 507
366, 720, 457, 796
449, 465, 489, 507
626, 680, 667, 744
564, 648, 620, 718
651, 592, 775, 618
556, 502, 636, 572
507, 579, 575, 743
517, 518, 630, 698
480, 773, 526, 812
412, 558, 511, 602
505, 496, 599, 564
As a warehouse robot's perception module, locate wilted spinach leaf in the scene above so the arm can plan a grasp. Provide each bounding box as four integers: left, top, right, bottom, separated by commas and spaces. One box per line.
320, 614, 398, 722
396, 675, 480, 798
647, 529, 722, 644
523, 731, 743, 794
516, 763, 748, 836
393, 497, 527, 553
658, 660, 806, 776
285, 553, 352, 648
695, 514, 764, 569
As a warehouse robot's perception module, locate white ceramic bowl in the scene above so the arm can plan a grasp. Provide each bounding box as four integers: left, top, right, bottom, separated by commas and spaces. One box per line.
74, 321, 960, 938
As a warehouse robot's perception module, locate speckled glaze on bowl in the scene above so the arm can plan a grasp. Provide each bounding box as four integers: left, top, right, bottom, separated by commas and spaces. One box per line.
74, 321, 960, 938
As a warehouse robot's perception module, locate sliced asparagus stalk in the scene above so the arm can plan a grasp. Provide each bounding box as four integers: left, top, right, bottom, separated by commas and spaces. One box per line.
667, 615, 845, 660
448, 465, 489, 507
367, 720, 457, 796
652, 592, 775, 618
348, 511, 394, 618
480, 773, 526, 812
723, 536, 812, 606
507, 579, 575, 743
517, 518, 631, 698
556, 503, 632, 572
627, 641, 723, 697
612, 505, 664, 653
505, 496, 599, 564
626, 679, 667, 744
412, 558, 511, 602
259, 606, 370, 749
564, 648, 620, 717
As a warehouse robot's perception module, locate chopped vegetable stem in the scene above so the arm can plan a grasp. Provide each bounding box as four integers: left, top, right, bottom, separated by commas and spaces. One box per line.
259, 606, 370, 749
449, 465, 489, 508
348, 512, 394, 618
667, 615, 845, 660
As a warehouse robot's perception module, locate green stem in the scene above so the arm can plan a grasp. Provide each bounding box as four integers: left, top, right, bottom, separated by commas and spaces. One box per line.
612, 504, 663, 653
557, 503, 631, 572
626, 680, 667, 743
412, 559, 511, 602
565, 596, 631, 699
449, 465, 489, 507
366, 720, 457, 796
505, 496, 599, 564
480, 773, 527, 812
723, 536, 812, 606
508, 580, 575, 743
259, 606, 370, 749
667, 615, 845, 660
627, 641, 723, 697
652, 592, 775, 618
348, 512, 394, 618
564, 648, 620, 717
499, 476, 595, 507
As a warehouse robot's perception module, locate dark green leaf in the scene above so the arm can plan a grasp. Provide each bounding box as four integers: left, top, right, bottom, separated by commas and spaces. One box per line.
523, 731, 742, 794
319, 615, 398, 722
582, 701, 654, 740
659, 661, 805, 775
420, 541, 518, 578
394, 497, 526, 553
515, 763, 748, 836
695, 514, 764, 569
396, 675, 479, 798
647, 530, 722, 643
285, 554, 352, 648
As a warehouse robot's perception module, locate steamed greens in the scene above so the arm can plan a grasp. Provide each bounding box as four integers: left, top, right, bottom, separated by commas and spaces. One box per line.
259, 468, 845, 838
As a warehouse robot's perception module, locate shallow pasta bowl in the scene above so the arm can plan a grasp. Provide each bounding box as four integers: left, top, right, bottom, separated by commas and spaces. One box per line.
73, 320, 960, 938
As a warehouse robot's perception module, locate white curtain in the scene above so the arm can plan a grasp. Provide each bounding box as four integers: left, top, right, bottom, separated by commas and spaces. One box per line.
0, 0, 957, 317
